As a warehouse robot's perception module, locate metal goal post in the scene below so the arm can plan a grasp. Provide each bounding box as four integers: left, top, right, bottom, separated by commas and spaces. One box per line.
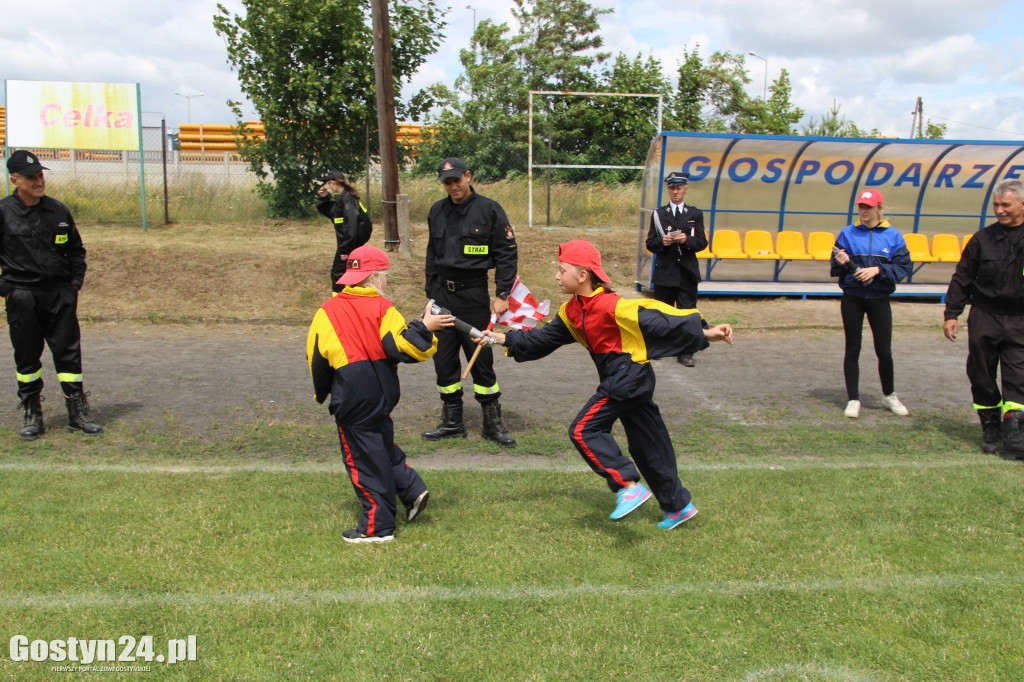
528, 89, 663, 228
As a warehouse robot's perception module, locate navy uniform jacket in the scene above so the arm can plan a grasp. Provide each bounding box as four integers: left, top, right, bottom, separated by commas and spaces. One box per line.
425, 189, 518, 298
504, 289, 709, 402
644, 203, 707, 287
945, 221, 1024, 318
316, 191, 372, 255
307, 286, 437, 426
0, 191, 87, 297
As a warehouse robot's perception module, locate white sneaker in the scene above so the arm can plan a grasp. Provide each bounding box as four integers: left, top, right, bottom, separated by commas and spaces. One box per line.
882, 393, 909, 416
844, 400, 861, 418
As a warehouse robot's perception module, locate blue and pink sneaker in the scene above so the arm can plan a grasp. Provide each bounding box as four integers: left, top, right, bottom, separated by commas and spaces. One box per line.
657, 502, 698, 530
610, 483, 652, 520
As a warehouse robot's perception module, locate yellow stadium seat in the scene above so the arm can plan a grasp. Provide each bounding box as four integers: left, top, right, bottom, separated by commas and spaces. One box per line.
931, 234, 962, 262
744, 230, 779, 259
776, 231, 812, 260
904, 233, 938, 262
711, 230, 745, 259
807, 232, 836, 260
695, 245, 715, 259
962, 233, 973, 251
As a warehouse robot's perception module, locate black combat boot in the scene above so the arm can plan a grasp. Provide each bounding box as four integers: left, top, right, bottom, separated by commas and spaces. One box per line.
1000, 410, 1024, 460
421, 402, 466, 440
481, 401, 516, 448
17, 395, 44, 441
65, 392, 103, 435
979, 408, 1002, 454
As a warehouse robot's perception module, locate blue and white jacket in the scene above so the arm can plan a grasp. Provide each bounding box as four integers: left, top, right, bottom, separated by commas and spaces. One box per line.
830, 220, 912, 299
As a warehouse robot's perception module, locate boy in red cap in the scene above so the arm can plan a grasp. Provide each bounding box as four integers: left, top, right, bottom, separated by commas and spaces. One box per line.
480, 239, 733, 529
307, 244, 454, 543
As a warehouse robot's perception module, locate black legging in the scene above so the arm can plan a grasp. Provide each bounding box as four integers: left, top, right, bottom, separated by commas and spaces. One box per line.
840, 294, 894, 400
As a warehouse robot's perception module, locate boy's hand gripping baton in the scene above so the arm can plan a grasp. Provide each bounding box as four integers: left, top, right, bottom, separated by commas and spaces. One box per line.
429, 301, 497, 349
461, 314, 497, 380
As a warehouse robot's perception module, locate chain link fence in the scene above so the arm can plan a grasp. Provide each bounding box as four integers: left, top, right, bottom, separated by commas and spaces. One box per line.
3, 113, 265, 225
3, 115, 646, 229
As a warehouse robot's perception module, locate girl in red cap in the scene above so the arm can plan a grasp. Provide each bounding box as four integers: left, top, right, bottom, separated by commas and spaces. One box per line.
480, 240, 733, 530
831, 189, 912, 419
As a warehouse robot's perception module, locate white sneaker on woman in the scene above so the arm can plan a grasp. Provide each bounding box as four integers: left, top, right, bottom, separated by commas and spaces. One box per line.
844, 400, 861, 418
882, 393, 909, 416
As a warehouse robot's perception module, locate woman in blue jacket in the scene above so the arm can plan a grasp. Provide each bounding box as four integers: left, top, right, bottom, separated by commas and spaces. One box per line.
831, 189, 913, 419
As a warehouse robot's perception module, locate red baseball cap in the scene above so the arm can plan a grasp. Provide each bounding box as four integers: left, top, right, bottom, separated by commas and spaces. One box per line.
337, 245, 390, 286
855, 189, 884, 207
558, 239, 611, 284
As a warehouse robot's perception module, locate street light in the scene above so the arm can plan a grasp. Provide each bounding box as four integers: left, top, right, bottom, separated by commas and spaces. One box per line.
747, 52, 767, 100
174, 91, 204, 124
466, 4, 476, 33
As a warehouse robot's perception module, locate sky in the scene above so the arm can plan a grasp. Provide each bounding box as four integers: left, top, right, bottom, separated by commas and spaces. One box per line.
2, 0, 1023, 140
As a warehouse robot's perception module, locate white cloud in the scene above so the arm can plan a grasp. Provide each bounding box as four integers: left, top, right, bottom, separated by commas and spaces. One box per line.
0, 0, 1020, 140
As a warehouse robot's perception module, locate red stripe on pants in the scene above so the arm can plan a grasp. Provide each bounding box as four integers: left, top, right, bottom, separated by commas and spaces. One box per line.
571, 396, 629, 488
339, 426, 377, 535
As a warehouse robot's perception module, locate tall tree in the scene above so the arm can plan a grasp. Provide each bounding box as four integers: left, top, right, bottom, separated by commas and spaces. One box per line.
214, 0, 445, 217
667, 48, 801, 135
740, 69, 804, 135
923, 120, 948, 139
801, 100, 880, 137
415, 0, 610, 181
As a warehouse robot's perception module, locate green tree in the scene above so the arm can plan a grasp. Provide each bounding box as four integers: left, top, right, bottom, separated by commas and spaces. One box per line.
667, 47, 707, 131
534, 52, 670, 183
666, 48, 802, 135
415, 0, 611, 181
214, 0, 446, 217
741, 69, 804, 135
924, 120, 948, 139
802, 100, 879, 138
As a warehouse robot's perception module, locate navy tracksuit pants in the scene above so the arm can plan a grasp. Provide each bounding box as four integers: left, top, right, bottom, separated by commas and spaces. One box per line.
338, 416, 427, 537
568, 392, 690, 513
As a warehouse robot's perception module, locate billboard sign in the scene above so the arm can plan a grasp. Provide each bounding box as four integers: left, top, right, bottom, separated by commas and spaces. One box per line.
5, 80, 140, 151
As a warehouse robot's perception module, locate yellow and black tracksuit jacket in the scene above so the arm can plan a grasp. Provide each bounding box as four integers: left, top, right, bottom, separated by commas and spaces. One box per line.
504, 288, 709, 400
307, 286, 437, 424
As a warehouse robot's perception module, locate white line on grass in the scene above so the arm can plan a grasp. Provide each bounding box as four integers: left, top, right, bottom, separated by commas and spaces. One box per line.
742, 663, 880, 682
2, 572, 1021, 610
0, 457, 994, 476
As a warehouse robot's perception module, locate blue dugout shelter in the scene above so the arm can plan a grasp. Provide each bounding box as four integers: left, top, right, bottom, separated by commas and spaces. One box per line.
636, 132, 1024, 296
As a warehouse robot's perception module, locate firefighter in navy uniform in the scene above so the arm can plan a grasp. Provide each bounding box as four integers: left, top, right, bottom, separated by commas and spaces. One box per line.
944, 178, 1024, 460
0, 150, 101, 439
316, 170, 372, 294
644, 171, 708, 366
421, 157, 518, 447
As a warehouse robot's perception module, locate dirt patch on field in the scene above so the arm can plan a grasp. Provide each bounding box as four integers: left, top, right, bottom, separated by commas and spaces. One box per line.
0, 300, 972, 448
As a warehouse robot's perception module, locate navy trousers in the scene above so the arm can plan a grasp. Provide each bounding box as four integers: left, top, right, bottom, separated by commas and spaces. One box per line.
338, 416, 427, 537
5, 285, 83, 401
568, 392, 689, 513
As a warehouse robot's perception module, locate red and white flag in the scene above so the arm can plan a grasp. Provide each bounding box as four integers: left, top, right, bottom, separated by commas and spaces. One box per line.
494, 276, 550, 329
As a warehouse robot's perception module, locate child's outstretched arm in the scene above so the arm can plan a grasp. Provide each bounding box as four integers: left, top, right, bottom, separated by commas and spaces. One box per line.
704, 323, 734, 345
478, 330, 506, 346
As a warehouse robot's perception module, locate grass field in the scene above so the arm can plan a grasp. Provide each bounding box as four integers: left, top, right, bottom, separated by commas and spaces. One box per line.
1, 221, 1022, 680
1, 417, 1022, 680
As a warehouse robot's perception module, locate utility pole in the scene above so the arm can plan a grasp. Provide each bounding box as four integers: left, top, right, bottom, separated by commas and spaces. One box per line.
371, 0, 400, 252
910, 97, 923, 138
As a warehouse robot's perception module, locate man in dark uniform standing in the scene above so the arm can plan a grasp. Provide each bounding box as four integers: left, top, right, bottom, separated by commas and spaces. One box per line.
944, 178, 1024, 459
421, 157, 517, 447
644, 171, 708, 366
0, 150, 101, 439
